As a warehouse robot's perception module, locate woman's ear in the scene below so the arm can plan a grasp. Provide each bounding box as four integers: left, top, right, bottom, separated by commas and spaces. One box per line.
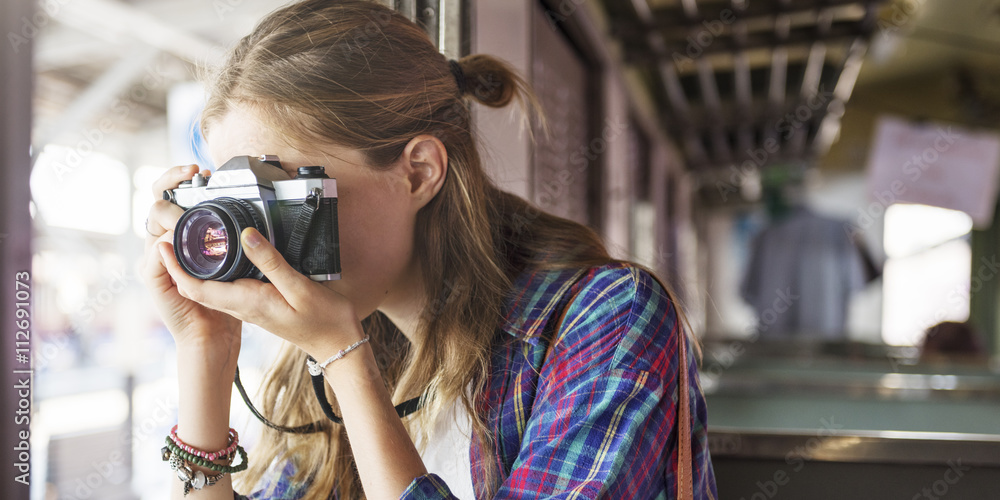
400, 135, 448, 209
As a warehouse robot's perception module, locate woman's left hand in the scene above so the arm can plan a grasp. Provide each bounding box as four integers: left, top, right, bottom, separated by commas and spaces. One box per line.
158, 227, 364, 358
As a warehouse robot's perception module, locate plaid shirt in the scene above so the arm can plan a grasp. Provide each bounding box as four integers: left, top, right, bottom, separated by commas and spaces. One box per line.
401, 263, 716, 499
243, 263, 717, 499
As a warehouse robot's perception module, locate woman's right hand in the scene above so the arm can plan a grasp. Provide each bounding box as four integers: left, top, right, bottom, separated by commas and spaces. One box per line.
141, 165, 242, 355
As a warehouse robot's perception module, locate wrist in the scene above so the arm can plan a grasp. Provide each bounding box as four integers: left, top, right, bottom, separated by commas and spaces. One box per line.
174, 342, 239, 452
176, 335, 241, 371
320, 343, 383, 399
307, 335, 370, 376
299, 319, 366, 362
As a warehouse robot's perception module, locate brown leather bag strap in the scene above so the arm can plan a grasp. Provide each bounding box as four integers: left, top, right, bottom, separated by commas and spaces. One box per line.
677, 330, 694, 500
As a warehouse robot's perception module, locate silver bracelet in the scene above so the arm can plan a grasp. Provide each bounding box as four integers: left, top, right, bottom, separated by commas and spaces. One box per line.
306, 335, 371, 376
165, 450, 226, 497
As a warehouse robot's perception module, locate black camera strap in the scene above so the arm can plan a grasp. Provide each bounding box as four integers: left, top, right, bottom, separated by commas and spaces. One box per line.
284, 190, 321, 274
234, 366, 424, 434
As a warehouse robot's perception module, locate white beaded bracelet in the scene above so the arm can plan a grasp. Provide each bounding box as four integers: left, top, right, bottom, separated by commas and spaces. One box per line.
306, 335, 371, 376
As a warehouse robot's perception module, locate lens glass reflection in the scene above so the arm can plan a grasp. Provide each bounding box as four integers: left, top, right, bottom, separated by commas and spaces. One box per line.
180, 209, 230, 276
200, 224, 228, 258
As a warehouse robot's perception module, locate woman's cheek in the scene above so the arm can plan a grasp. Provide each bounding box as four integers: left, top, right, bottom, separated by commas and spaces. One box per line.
334, 205, 363, 276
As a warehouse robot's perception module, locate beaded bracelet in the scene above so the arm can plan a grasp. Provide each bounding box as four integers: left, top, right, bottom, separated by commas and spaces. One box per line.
168, 425, 239, 461
161, 446, 230, 497
306, 334, 371, 376
164, 437, 249, 474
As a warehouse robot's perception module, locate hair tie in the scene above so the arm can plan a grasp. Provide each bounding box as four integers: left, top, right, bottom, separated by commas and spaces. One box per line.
449, 59, 467, 96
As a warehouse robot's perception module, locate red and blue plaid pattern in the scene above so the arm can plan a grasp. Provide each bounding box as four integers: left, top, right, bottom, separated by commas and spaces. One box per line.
401, 263, 717, 499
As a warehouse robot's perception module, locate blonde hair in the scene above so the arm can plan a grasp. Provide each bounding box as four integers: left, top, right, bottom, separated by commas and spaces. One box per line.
200, 1, 686, 498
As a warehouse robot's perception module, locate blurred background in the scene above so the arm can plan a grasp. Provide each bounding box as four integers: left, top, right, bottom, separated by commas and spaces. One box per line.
4, 0, 1000, 498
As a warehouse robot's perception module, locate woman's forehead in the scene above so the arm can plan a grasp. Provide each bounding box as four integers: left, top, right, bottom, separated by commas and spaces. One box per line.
207, 109, 369, 177
206, 109, 280, 166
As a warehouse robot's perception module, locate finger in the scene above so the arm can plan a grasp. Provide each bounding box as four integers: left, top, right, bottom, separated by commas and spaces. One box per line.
239, 228, 309, 303
157, 241, 285, 322
157, 241, 208, 300
143, 231, 175, 280
143, 238, 176, 295
143, 200, 186, 250
142, 239, 192, 317
151, 164, 199, 198
158, 241, 232, 307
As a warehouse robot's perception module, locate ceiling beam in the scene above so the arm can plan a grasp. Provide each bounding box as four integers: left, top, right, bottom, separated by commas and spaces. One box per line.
813, 37, 869, 156
620, 21, 872, 61
812, 2, 878, 157
608, 0, 884, 170
646, 0, 873, 30
789, 6, 834, 157
674, 0, 729, 164
625, 0, 708, 166
51, 0, 224, 65
34, 45, 161, 150
35, 38, 121, 73
731, 0, 755, 156
660, 61, 709, 165
763, 7, 791, 146
666, 112, 825, 141
697, 57, 733, 163
679, 0, 699, 20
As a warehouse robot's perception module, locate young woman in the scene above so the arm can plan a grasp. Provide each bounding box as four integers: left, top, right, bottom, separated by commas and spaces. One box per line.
142, 1, 717, 498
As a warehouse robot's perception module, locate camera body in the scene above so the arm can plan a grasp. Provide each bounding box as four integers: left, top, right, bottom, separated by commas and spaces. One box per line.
165, 155, 341, 282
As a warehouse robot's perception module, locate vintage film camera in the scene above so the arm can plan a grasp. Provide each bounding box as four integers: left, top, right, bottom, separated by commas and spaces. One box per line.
165, 155, 341, 282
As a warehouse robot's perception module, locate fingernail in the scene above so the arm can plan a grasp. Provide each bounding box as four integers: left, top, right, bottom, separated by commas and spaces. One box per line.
242, 228, 262, 249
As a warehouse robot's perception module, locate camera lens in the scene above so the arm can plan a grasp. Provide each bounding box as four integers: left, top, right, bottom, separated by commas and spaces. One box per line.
180, 213, 229, 275
174, 198, 268, 281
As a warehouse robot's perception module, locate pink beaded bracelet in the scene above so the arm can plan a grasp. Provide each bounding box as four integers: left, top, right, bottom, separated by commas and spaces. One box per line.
169, 425, 239, 462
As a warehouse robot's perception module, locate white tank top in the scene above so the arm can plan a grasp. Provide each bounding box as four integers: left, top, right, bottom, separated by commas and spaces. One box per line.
417, 400, 476, 499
